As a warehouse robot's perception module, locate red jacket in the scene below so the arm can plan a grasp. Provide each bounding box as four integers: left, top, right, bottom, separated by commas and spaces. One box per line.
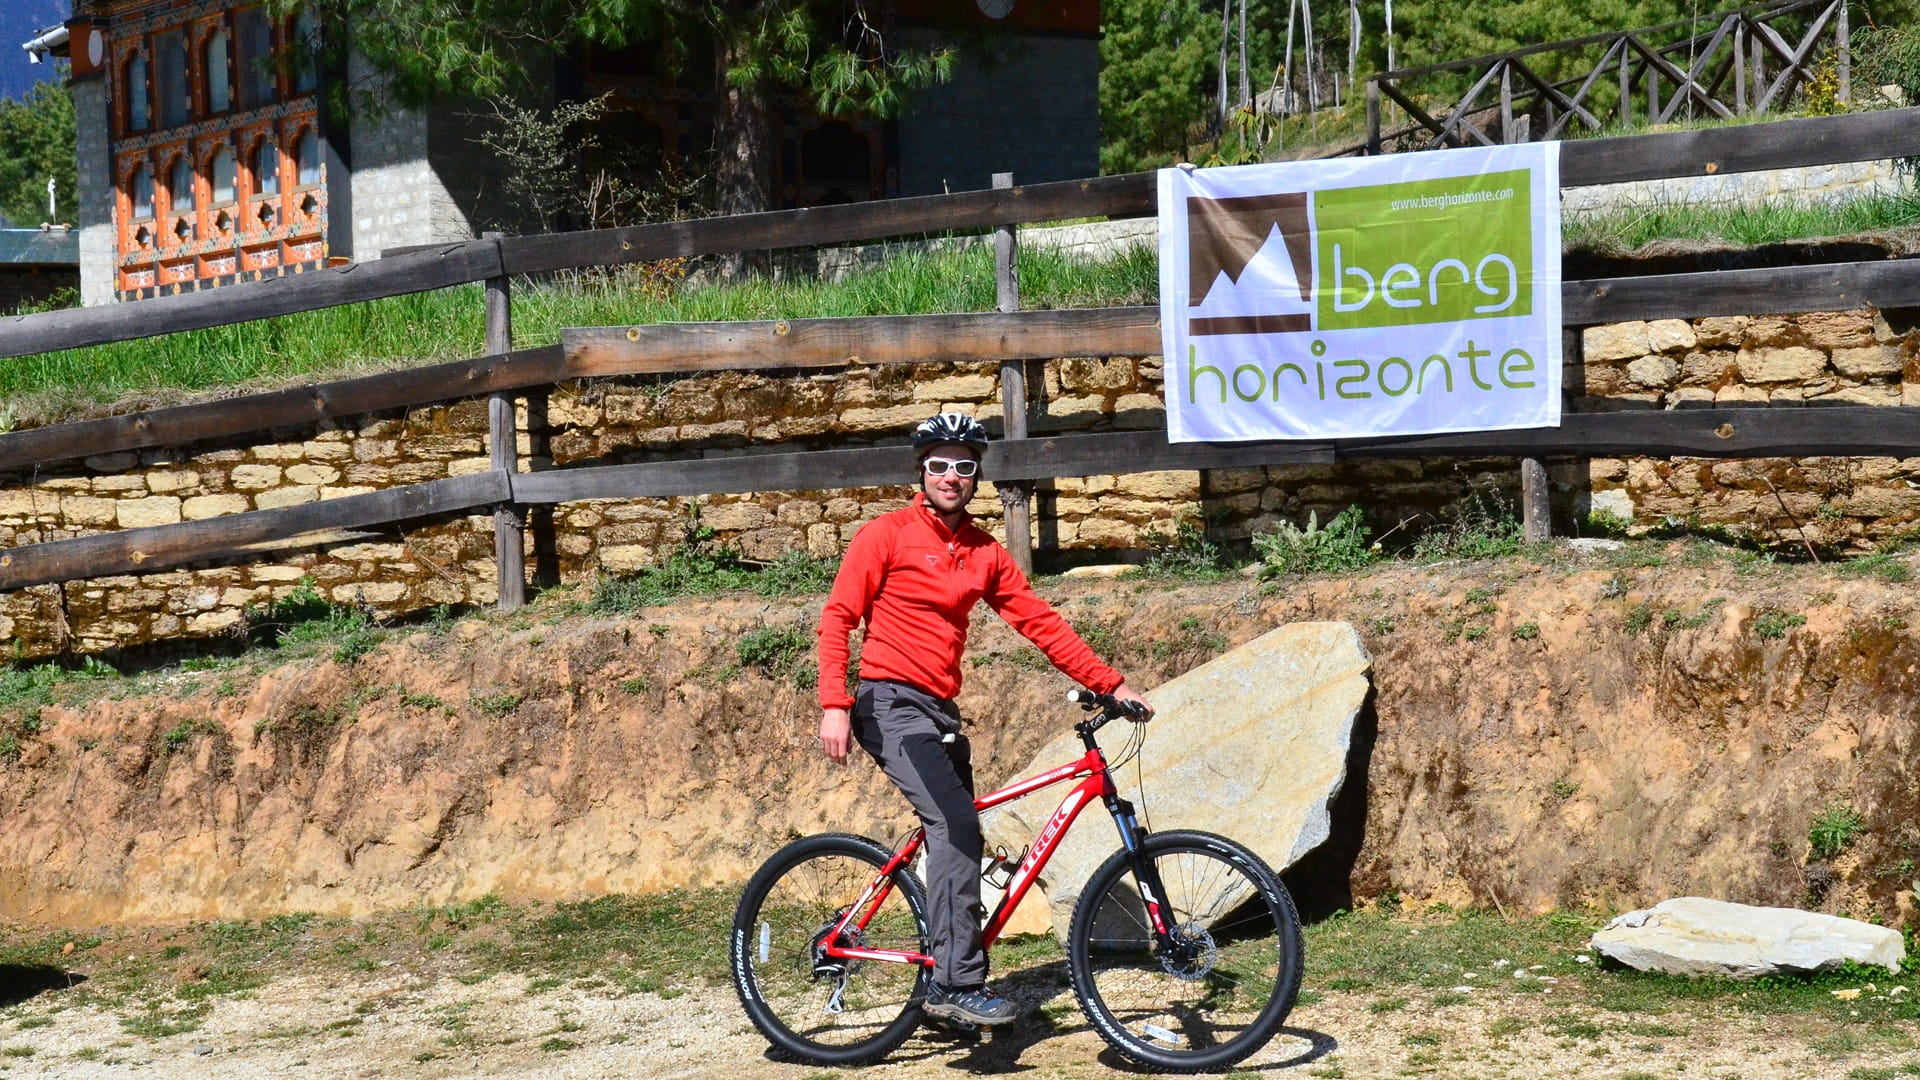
817, 493, 1124, 710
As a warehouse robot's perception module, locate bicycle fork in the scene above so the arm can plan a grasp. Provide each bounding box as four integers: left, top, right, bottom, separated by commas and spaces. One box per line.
1107, 795, 1180, 951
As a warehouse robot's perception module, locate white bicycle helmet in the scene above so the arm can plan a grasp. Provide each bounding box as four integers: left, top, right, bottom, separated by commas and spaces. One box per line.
911, 412, 989, 454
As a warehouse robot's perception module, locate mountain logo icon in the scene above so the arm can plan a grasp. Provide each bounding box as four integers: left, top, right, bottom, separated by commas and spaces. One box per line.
1185, 192, 1316, 337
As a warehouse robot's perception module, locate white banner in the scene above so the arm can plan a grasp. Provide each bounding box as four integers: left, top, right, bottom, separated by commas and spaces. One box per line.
1158, 144, 1562, 442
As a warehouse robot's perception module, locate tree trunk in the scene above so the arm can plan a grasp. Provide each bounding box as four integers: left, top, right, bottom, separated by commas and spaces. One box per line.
714, 31, 772, 274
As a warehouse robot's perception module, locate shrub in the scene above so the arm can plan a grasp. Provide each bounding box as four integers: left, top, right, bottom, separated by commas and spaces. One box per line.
1412, 489, 1526, 562
1809, 804, 1864, 859
1253, 506, 1378, 576
1135, 518, 1232, 580
736, 625, 817, 688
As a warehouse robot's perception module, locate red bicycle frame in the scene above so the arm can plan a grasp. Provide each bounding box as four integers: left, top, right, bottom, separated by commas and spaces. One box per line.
821, 736, 1168, 969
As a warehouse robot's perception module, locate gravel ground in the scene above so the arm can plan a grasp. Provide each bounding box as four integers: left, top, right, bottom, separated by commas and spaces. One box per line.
3, 966, 1916, 1079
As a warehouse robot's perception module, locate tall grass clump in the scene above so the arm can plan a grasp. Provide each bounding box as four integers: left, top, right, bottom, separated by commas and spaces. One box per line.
245, 577, 382, 662
1133, 518, 1233, 580
1413, 490, 1526, 562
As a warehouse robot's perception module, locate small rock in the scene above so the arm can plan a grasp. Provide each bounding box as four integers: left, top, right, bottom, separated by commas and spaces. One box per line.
1060, 564, 1133, 579
1565, 538, 1625, 553
1591, 897, 1906, 978
192, 1044, 214, 1056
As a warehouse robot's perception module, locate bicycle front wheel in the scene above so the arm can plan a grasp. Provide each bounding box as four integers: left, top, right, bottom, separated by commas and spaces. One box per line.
1067, 829, 1303, 1072
730, 833, 931, 1065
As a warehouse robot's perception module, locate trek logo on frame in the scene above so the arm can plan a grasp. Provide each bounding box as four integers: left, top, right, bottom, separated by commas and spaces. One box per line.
1157, 143, 1562, 443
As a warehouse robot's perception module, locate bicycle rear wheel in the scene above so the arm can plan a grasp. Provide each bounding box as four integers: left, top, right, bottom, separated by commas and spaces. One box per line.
730, 833, 931, 1065
1067, 829, 1303, 1072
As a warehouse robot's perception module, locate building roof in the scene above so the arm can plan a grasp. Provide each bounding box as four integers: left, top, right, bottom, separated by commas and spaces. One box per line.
0, 228, 79, 266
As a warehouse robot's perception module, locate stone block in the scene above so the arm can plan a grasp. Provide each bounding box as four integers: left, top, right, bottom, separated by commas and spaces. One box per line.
187, 610, 244, 633
700, 501, 773, 531
737, 526, 804, 562
354, 440, 400, 462
1831, 345, 1903, 378
231, 464, 283, 490
83, 452, 138, 472
1667, 387, 1715, 406
1207, 467, 1267, 494
1797, 310, 1876, 350
839, 405, 927, 432
776, 500, 824, 526
321, 486, 378, 500
116, 497, 182, 528
823, 497, 863, 523
183, 494, 249, 520
600, 545, 655, 573
1736, 346, 1826, 383
912, 374, 996, 402
146, 470, 201, 494
1646, 319, 1697, 353
1811, 385, 1901, 406
1044, 394, 1106, 421
256, 487, 320, 510
1626, 355, 1680, 388
446, 457, 493, 478
250, 566, 309, 583
91, 475, 146, 493
1678, 350, 1736, 387
1583, 322, 1651, 362
1058, 357, 1137, 391
285, 464, 343, 486
676, 421, 750, 443
301, 440, 353, 461
1113, 471, 1201, 500
1693, 316, 1750, 347
252, 442, 306, 462
391, 462, 447, 484
333, 581, 408, 604
0, 490, 43, 517
1715, 384, 1771, 404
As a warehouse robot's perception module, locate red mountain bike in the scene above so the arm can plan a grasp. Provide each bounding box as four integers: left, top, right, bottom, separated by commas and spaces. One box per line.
730, 690, 1304, 1072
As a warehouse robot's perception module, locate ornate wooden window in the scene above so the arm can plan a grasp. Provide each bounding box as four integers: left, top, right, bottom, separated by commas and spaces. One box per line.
166, 153, 197, 242
129, 162, 155, 222
205, 27, 232, 114
125, 52, 151, 133
155, 29, 189, 129
236, 7, 277, 109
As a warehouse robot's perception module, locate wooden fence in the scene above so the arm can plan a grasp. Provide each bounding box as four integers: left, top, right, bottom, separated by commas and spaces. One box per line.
4, 107, 1920, 610
1363, 0, 1848, 154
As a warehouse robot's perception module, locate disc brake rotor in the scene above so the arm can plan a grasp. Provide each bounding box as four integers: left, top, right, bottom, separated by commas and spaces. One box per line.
1158, 922, 1219, 980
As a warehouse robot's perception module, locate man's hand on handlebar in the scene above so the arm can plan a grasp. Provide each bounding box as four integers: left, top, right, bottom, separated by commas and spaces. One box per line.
1110, 683, 1154, 722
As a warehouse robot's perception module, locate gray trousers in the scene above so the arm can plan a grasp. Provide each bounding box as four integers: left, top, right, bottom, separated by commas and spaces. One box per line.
852, 679, 986, 988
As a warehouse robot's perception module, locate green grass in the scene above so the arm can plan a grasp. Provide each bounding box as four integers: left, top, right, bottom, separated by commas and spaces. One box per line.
3, 245, 1158, 426
1565, 189, 1920, 255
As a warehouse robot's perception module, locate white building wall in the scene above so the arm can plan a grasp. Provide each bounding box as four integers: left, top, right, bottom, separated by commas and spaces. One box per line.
71, 78, 117, 306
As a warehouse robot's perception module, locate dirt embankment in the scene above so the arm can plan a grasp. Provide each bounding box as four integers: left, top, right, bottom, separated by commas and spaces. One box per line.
4, 548, 1918, 928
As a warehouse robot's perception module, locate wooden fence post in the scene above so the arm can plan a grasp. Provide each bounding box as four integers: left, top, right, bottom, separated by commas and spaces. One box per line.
483, 232, 525, 612
993, 173, 1035, 574
1366, 79, 1382, 154
1836, 0, 1850, 107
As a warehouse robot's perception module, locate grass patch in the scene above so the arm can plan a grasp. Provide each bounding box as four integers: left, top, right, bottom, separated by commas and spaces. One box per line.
246, 577, 381, 662
735, 624, 817, 688
584, 520, 837, 614
6, 246, 1157, 426
1134, 518, 1234, 581
1564, 189, 1920, 255
1810, 804, 1866, 859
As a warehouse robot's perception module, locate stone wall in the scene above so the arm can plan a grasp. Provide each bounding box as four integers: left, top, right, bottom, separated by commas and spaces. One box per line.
6, 308, 1920, 661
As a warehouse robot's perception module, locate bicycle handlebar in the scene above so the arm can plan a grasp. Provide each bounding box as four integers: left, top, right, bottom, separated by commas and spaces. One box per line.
1066, 688, 1151, 722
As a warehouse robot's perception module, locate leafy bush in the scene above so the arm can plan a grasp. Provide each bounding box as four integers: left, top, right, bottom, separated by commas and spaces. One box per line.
736, 625, 817, 688
1584, 507, 1632, 538
1253, 506, 1378, 576
1754, 609, 1807, 640
247, 577, 381, 662
1809, 804, 1864, 859
1412, 491, 1525, 562
1135, 518, 1232, 580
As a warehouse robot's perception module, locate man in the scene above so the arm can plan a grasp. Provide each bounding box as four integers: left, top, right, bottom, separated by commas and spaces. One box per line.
816, 411, 1154, 1026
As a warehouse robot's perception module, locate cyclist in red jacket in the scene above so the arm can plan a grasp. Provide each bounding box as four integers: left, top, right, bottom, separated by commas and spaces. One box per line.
816, 411, 1153, 1027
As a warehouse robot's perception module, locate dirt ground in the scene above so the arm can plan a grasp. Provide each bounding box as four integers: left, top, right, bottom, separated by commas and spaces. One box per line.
3, 963, 1916, 1080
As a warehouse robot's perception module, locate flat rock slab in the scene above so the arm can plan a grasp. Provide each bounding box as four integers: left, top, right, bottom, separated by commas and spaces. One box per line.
1591, 896, 1907, 978
984, 621, 1370, 940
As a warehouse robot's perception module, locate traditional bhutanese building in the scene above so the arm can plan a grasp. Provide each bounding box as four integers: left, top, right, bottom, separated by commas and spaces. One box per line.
38, 0, 1099, 306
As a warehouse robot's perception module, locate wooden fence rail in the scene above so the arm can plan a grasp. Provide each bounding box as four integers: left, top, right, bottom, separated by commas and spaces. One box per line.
4, 109, 1920, 363
10, 403, 1920, 592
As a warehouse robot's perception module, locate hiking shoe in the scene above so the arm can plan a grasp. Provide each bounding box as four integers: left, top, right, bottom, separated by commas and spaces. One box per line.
923, 981, 1018, 1025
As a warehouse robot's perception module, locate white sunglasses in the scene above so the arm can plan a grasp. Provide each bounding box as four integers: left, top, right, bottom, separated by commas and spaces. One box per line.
922, 457, 979, 478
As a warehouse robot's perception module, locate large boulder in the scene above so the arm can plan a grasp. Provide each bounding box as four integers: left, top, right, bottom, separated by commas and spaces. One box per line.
982, 621, 1371, 940
1590, 897, 1906, 978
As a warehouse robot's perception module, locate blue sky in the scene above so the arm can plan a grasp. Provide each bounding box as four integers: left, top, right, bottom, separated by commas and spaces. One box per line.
2, 0, 72, 102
